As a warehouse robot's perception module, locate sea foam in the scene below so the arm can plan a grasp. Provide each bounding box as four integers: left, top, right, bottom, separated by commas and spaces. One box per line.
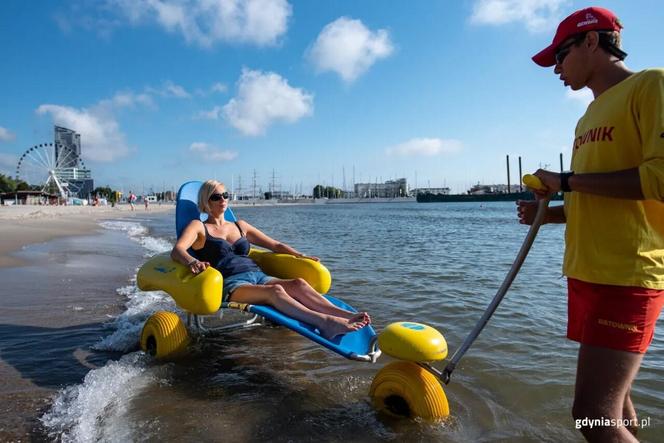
40, 352, 167, 443
42, 218, 179, 440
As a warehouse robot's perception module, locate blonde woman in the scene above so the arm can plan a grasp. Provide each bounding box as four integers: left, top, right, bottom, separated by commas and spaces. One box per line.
171, 180, 370, 339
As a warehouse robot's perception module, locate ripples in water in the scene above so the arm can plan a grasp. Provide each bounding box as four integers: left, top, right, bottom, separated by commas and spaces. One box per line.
38, 202, 663, 442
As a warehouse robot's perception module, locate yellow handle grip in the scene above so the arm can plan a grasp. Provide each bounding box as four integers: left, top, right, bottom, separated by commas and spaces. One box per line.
523, 174, 545, 191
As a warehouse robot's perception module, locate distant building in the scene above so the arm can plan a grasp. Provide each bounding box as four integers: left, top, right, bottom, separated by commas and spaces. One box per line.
55, 126, 81, 168
270, 190, 293, 200
354, 178, 408, 198
1, 190, 59, 205
54, 126, 93, 198
412, 187, 450, 196
467, 183, 522, 195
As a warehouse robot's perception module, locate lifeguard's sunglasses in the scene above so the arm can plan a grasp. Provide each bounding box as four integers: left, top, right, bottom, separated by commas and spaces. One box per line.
555, 31, 627, 65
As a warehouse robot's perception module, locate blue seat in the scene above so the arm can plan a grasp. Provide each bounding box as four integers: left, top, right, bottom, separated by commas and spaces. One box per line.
176, 180, 377, 361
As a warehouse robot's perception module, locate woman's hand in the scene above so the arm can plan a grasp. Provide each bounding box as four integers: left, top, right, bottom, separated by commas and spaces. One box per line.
189, 259, 210, 275
516, 200, 541, 226
298, 254, 320, 262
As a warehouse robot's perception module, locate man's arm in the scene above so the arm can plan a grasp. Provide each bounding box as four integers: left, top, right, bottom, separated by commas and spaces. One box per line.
567, 168, 644, 199
533, 168, 644, 200
546, 205, 566, 223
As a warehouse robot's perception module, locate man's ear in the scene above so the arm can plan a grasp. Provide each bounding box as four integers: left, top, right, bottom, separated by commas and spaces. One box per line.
586, 31, 601, 52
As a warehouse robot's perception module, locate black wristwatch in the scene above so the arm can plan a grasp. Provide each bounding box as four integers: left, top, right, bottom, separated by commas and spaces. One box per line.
560, 171, 575, 192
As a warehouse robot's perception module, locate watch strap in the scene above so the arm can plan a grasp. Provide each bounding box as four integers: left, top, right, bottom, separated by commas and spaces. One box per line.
561, 171, 574, 192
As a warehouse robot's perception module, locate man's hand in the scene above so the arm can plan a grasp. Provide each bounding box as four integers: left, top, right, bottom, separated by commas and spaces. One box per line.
516, 200, 540, 225
531, 169, 561, 197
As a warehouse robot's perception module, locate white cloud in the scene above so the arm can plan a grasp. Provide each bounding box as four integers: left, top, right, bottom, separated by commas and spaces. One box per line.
470, 0, 569, 32
222, 68, 313, 136
0, 152, 18, 175
386, 138, 462, 157
163, 81, 191, 98
195, 106, 223, 120
211, 82, 228, 93
33, 84, 192, 163
0, 126, 16, 142
147, 81, 191, 99
308, 17, 393, 82
110, 0, 292, 47
36, 104, 130, 162
194, 83, 228, 97
189, 142, 238, 161
566, 87, 594, 106
100, 91, 155, 109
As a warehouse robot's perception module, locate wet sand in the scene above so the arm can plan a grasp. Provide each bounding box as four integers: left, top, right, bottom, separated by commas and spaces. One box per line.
0, 205, 172, 439
0, 204, 173, 267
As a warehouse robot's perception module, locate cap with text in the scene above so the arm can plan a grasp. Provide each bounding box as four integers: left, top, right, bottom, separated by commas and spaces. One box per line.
532, 6, 623, 67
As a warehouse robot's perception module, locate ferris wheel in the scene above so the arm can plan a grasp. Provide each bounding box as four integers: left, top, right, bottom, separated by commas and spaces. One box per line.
15, 142, 90, 199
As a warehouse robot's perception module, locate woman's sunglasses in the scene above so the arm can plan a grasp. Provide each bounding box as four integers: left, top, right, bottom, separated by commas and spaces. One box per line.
209, 192, 229, 201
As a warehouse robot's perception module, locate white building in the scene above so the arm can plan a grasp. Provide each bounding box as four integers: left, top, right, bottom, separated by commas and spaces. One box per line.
412, 187, 450, 196
354, 178, 408, 198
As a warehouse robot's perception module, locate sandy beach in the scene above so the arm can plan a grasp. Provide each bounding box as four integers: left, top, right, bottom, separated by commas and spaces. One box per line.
0, 203, 174, 268
0, 204, 174, 439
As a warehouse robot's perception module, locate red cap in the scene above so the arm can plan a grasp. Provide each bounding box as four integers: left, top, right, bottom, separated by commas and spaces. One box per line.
532, 7, 623, 67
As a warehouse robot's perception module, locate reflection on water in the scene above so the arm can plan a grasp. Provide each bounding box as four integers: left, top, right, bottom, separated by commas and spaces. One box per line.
7, 203, 662, 441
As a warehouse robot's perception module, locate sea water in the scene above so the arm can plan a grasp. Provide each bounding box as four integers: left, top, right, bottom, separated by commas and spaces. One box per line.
11, 203, 664, 441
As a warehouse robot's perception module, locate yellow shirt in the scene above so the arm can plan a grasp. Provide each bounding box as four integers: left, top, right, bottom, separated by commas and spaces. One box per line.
564, 68, 664, 289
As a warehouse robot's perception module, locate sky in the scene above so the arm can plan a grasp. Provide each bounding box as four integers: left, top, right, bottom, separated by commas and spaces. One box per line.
1, 0, 663, 195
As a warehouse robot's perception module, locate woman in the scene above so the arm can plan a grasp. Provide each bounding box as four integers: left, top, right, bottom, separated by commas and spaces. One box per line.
171, 180, 370, 339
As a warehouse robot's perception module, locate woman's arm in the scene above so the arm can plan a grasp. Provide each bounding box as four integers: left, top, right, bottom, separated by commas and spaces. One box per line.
241, 220, 320, 261
170, 221, 210, 274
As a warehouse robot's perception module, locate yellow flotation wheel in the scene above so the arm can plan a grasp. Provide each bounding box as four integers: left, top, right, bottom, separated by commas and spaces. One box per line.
140, 311, 190, 360
370, 361, 449, 420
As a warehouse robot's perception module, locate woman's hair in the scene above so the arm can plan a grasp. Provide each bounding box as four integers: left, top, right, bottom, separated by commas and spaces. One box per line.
198, 179, 225, 214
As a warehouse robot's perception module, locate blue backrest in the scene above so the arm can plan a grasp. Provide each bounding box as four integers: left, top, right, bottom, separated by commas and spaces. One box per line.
176, 181, 237, 239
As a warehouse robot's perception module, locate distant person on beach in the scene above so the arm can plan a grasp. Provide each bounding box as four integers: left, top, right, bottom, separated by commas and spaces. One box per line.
128, 192, 136, 211
518, 7, 663, 441
144, 196, 149, 211
171, 179, 371, 339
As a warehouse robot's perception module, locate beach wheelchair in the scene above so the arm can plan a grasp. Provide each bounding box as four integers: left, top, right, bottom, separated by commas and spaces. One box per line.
136, 181, 451, 420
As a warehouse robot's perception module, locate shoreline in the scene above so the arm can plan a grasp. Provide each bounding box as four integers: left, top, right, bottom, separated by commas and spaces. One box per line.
0, 216, 152, 439
0, 204, 174, 268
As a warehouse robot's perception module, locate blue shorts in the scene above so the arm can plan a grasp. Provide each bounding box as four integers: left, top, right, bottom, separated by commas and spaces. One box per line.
222, 270, 275, 301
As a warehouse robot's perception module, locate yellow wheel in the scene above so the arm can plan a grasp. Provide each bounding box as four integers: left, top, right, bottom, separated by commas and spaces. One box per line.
140, 311, 190, 360
370, 361, 449, 420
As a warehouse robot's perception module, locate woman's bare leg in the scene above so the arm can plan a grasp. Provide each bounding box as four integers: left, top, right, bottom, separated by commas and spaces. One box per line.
270, 278, 370, 323
229, 284, 366, 339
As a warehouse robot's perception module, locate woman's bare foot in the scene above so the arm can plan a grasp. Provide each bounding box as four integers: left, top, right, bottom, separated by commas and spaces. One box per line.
319, 316, 368, 339
348, 311, 371, 324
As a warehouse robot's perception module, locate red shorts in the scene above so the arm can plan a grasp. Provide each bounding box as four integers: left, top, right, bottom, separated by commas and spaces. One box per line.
567, 278, 664, 353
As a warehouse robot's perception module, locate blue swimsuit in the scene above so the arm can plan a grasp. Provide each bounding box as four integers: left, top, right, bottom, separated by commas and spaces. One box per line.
193, 221, 260, 278
192, 221, 273, 299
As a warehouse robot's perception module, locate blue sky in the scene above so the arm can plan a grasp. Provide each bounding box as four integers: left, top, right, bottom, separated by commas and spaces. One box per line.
1, 0, 663, 195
